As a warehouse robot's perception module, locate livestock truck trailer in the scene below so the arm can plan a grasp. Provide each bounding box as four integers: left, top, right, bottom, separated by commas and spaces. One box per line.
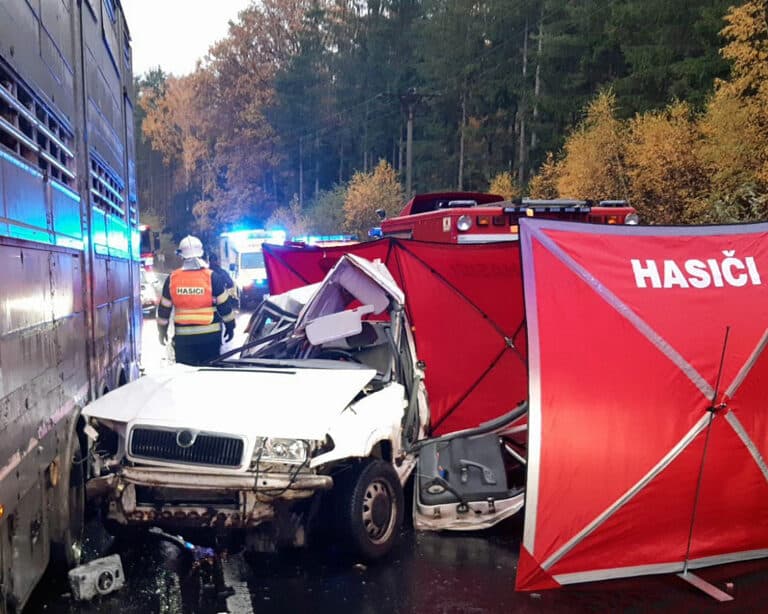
0, 1, 140, 610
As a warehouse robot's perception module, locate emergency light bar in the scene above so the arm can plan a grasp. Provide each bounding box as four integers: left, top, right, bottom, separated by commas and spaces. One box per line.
221, 229, 287, 245
293, 234, 358, 245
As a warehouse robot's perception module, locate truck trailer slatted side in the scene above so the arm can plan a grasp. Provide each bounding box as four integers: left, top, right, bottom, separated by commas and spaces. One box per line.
0, 1, 140, 611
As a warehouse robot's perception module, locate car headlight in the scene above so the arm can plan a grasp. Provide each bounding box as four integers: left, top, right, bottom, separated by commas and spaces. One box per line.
456, 215, 473, 232
252, 437, 309, 465
624, 212, 640, 225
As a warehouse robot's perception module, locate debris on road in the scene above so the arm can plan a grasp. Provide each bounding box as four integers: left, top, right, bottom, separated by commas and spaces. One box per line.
68, 554, 125, 601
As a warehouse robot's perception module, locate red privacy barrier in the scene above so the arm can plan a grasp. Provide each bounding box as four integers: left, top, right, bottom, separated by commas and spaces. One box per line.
264, 240, 527, 434
516, 219, 768, 590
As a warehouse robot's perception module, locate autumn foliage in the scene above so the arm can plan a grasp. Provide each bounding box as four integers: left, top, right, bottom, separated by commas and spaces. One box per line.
138, 0, 768, 235
343, 161, 403, 238
626, 102, 710, 224
528, 1, 768, 225
488, 171, 521, 200
555, 92, 629, 202
139, 0, 309, 238
527, 153, 561, 199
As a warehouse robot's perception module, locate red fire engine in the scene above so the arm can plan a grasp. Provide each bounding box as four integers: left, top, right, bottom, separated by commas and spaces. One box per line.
379, 192, 639, 243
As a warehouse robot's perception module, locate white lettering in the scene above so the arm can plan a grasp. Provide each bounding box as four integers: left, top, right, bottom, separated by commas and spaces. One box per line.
721, 250, 748, 287
631, 259, 661, 288
746, 257, 762, 285
684, 259, 710, 288
176, 287, 205, 296
632, 252, 762, 289
707, 259, 725, 287
663, 260, 690, 288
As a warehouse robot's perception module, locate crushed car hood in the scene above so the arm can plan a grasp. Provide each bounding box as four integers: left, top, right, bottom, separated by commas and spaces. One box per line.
83, 363, 377, 440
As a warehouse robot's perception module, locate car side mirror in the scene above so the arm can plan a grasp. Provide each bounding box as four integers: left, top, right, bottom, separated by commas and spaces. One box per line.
417, 360, 426, 370
229, 263, 237, 272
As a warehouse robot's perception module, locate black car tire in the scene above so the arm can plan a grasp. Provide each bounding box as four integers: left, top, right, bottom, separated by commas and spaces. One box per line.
339, 459, 403, 561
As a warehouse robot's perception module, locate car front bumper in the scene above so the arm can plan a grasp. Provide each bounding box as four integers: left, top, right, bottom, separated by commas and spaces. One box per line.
88, 465, 333, 528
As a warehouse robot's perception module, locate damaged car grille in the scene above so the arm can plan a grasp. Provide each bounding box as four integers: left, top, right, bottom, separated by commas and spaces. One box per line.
130, 428, 244, 467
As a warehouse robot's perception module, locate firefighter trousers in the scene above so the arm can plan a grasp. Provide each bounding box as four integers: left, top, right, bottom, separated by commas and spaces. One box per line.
173, 331, 222, 366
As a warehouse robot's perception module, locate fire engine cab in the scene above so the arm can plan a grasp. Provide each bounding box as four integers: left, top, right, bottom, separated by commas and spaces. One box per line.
379, 192, 639, 243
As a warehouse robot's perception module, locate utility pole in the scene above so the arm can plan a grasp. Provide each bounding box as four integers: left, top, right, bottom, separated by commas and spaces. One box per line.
400, 88, 420, 198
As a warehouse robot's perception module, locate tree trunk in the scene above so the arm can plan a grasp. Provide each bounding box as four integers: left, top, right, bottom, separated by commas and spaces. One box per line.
272, 169, 278, 203
363, 99, 369, 172
458, 89, 466, 190
406, 102, 414, 197
298, 137, 304, 207
314, 133, 320, 198
518, 17, 529, 186
531, 7, 544, 152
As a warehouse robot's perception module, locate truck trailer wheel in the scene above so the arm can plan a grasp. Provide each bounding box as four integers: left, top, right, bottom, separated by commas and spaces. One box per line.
340, 459, 403, 560
51, 445, 85, 571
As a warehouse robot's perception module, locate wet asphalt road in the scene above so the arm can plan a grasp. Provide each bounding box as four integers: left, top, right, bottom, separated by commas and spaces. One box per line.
24, 311, 768, 613
24, 514, 768, 614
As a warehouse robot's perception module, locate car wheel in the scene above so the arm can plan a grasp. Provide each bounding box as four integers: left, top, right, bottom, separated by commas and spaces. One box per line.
340, 459, 403, 560
51, 445, 85, 570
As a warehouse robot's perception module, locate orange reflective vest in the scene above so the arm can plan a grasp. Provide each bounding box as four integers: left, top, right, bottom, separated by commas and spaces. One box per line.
169, 268, 216, 326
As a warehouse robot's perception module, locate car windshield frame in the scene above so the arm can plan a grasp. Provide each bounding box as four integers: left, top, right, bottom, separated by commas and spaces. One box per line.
214, 256, 409, 384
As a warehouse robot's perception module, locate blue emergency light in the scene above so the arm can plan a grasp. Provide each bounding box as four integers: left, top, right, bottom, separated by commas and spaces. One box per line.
292, 234, 357, 245
221, 228, 287, 245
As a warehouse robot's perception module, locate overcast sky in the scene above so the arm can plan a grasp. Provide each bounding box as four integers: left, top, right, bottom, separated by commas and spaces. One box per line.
122, 1, 253, 77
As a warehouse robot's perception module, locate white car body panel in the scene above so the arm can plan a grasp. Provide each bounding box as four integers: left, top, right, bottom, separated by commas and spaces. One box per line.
312, 383, 407, 468
84, 363, 378, 471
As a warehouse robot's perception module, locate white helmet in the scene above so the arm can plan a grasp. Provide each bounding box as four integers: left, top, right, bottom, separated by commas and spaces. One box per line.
177, 235, 204, 259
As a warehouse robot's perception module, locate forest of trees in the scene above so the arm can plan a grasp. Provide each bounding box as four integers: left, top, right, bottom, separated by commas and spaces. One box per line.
134, 0, 768, 243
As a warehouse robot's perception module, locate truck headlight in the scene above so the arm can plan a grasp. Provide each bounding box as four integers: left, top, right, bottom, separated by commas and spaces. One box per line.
456, 215, 473, 232
253, 437, 309, 465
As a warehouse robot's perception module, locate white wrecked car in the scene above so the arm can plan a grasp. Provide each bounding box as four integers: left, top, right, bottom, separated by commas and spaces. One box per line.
83, 255, 429, 559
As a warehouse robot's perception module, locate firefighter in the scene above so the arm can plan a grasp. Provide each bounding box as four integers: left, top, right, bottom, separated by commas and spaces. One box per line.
208, 251, 237, 307
156, 235, 236, 366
